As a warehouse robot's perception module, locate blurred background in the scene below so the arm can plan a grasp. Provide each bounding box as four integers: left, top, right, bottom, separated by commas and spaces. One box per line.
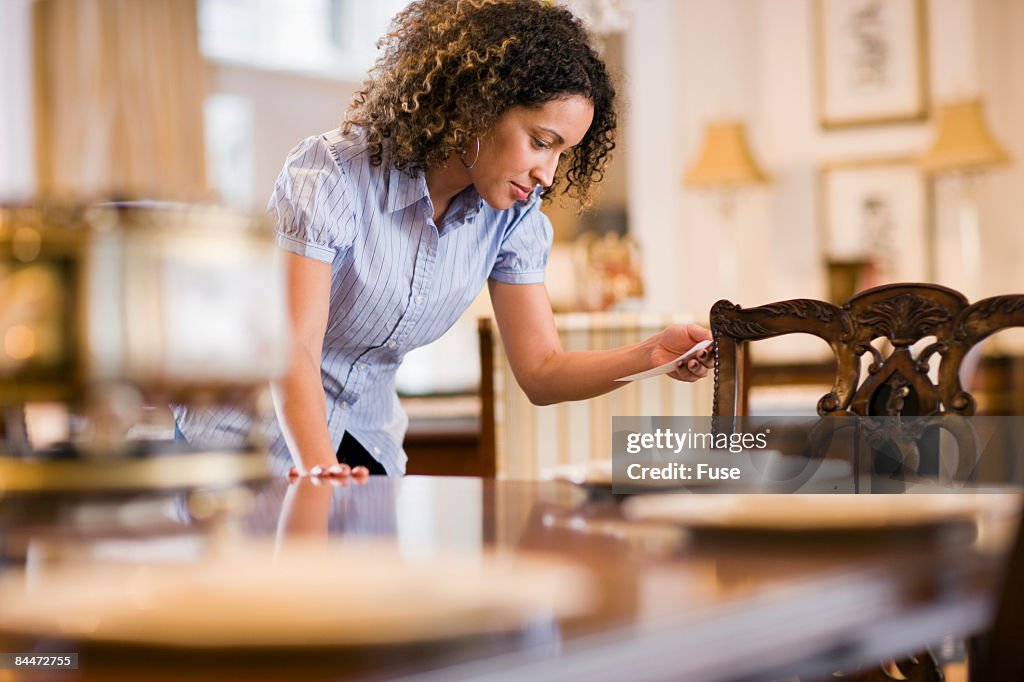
2, 0, 1023, 397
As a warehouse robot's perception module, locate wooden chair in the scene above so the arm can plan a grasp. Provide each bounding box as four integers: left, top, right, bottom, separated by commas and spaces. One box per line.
711, 283, 1024, 680
711, 284, 1024, 482
712, 283, 1024, 419
479, 312, 711, 479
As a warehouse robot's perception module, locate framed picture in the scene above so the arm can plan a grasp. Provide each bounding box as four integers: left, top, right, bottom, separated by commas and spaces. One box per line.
815, 0, 929, 128
819, 158, 931, 298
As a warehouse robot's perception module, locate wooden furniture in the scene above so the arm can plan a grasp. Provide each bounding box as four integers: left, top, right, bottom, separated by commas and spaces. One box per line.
0, 476, 1017, 681
741, 354, 1024, 417
403, 413, 484, 476
479, 313, 711, 479
711, 283, 1024, 419
710, 282, 1024, 679
712, 285, 1024, 485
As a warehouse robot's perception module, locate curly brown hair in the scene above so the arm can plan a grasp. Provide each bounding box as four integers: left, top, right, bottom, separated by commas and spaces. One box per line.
343, 0, 616, 207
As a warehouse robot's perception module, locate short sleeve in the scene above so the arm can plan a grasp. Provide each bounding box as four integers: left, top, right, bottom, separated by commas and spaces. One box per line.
489, 196, 553, 284
267, 135, 355, 264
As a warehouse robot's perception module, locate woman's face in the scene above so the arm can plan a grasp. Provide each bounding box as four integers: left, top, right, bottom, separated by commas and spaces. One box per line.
469, 95, 594, 210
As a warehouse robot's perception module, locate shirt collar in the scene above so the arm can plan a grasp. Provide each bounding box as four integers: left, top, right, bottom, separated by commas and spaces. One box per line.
435, 186, 484, 235
384, 166, 430, 214
384, 166, 485, 227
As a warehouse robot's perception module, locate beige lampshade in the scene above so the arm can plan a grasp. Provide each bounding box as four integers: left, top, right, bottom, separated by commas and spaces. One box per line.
684, 121, 769, 187
921, 99, 1011, 174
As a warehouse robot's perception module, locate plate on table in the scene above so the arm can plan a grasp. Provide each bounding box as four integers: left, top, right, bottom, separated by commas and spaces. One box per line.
0, 541, 595, 648
540, 458, 692, 495
541, 459, 616, 488
622, 492, 1019, 534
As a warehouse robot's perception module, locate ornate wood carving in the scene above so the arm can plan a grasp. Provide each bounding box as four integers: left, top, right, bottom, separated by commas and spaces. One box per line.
915, 341, 948, 374
856, 342, 884, 375
713, 284, 1024, 420
713, 299, 844, 341
964, 294, 1024, 319
758, 298, 840, 322
853, 294, 953, 346
712, 317, 775, 339
958, 294, 1024, 340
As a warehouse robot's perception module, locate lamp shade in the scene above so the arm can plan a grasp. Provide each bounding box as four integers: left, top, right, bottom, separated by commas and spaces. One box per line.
684, 121, 769, 187
920, 99, 1011, 174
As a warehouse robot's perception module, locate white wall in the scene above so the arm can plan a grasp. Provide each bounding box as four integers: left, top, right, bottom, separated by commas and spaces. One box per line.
626, 0, 1024, 336
973, 0, 1024, 302
208, 61, 358, 210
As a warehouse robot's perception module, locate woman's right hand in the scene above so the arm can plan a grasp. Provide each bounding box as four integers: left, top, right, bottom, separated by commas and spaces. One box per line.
287, 463, 370, 481
651, 323, 713, 382
271, 253, 347, 476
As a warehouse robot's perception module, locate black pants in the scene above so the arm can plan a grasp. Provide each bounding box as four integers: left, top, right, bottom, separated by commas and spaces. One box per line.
336, 432, 387, 475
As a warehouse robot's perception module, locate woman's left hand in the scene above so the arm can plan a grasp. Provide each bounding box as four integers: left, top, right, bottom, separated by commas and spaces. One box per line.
651, 324, 713, 382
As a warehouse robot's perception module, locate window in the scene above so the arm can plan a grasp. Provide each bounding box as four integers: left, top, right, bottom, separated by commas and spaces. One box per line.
198, 0, 409, 81
203, 94, 254, 208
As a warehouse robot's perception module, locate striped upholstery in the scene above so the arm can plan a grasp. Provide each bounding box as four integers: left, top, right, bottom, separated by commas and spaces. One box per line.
480, 312, 712, 480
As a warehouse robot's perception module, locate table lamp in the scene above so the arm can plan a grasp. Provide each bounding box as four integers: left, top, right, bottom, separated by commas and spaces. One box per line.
920, 98, 1011, 297
684, 121, 769, 299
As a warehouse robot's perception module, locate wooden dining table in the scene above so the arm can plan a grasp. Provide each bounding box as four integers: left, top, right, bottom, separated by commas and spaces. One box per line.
0, 474, 1017, 682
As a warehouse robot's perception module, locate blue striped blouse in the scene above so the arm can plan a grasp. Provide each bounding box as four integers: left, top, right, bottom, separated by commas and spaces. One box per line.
173, 128, 552, 475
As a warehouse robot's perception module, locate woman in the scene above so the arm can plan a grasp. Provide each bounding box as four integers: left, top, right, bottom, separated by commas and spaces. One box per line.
175, 0, 712, 478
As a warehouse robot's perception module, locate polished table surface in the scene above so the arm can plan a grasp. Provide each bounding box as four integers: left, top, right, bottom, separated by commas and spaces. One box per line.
0, 475, 1017, 681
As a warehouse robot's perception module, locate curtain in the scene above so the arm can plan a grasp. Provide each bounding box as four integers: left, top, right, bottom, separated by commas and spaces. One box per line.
33, 0, 208, 199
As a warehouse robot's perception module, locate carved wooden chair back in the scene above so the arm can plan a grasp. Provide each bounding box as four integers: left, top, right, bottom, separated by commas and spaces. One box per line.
711, 283, 1024, 419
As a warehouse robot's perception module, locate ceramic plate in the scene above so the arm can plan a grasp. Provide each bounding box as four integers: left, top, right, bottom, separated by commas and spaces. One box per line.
0, 541, 595, 648
623, 491, 1021, 532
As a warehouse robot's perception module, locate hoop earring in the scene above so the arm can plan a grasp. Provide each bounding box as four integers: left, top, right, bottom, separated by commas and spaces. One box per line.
460, 137, 480, 169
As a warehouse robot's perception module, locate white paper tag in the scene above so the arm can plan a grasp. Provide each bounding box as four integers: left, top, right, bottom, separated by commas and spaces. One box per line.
615, 339, 712, 382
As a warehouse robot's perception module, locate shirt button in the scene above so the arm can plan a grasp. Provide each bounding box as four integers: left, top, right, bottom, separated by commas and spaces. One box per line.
373, 447, 381, 455
414, 295, 424, 305
386, 340, 397, 349
357, 363, 365, 372
340, 401, 348, 410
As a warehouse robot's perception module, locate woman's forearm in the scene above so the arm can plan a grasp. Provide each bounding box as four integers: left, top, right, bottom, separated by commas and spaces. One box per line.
270, 349, 337, 473
489, 281, 711, 407
516, 339, 659, 405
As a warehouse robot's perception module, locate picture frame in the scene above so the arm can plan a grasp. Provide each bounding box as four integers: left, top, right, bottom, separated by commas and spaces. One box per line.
815, 0, 929, 128
819, 158, 931, 299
